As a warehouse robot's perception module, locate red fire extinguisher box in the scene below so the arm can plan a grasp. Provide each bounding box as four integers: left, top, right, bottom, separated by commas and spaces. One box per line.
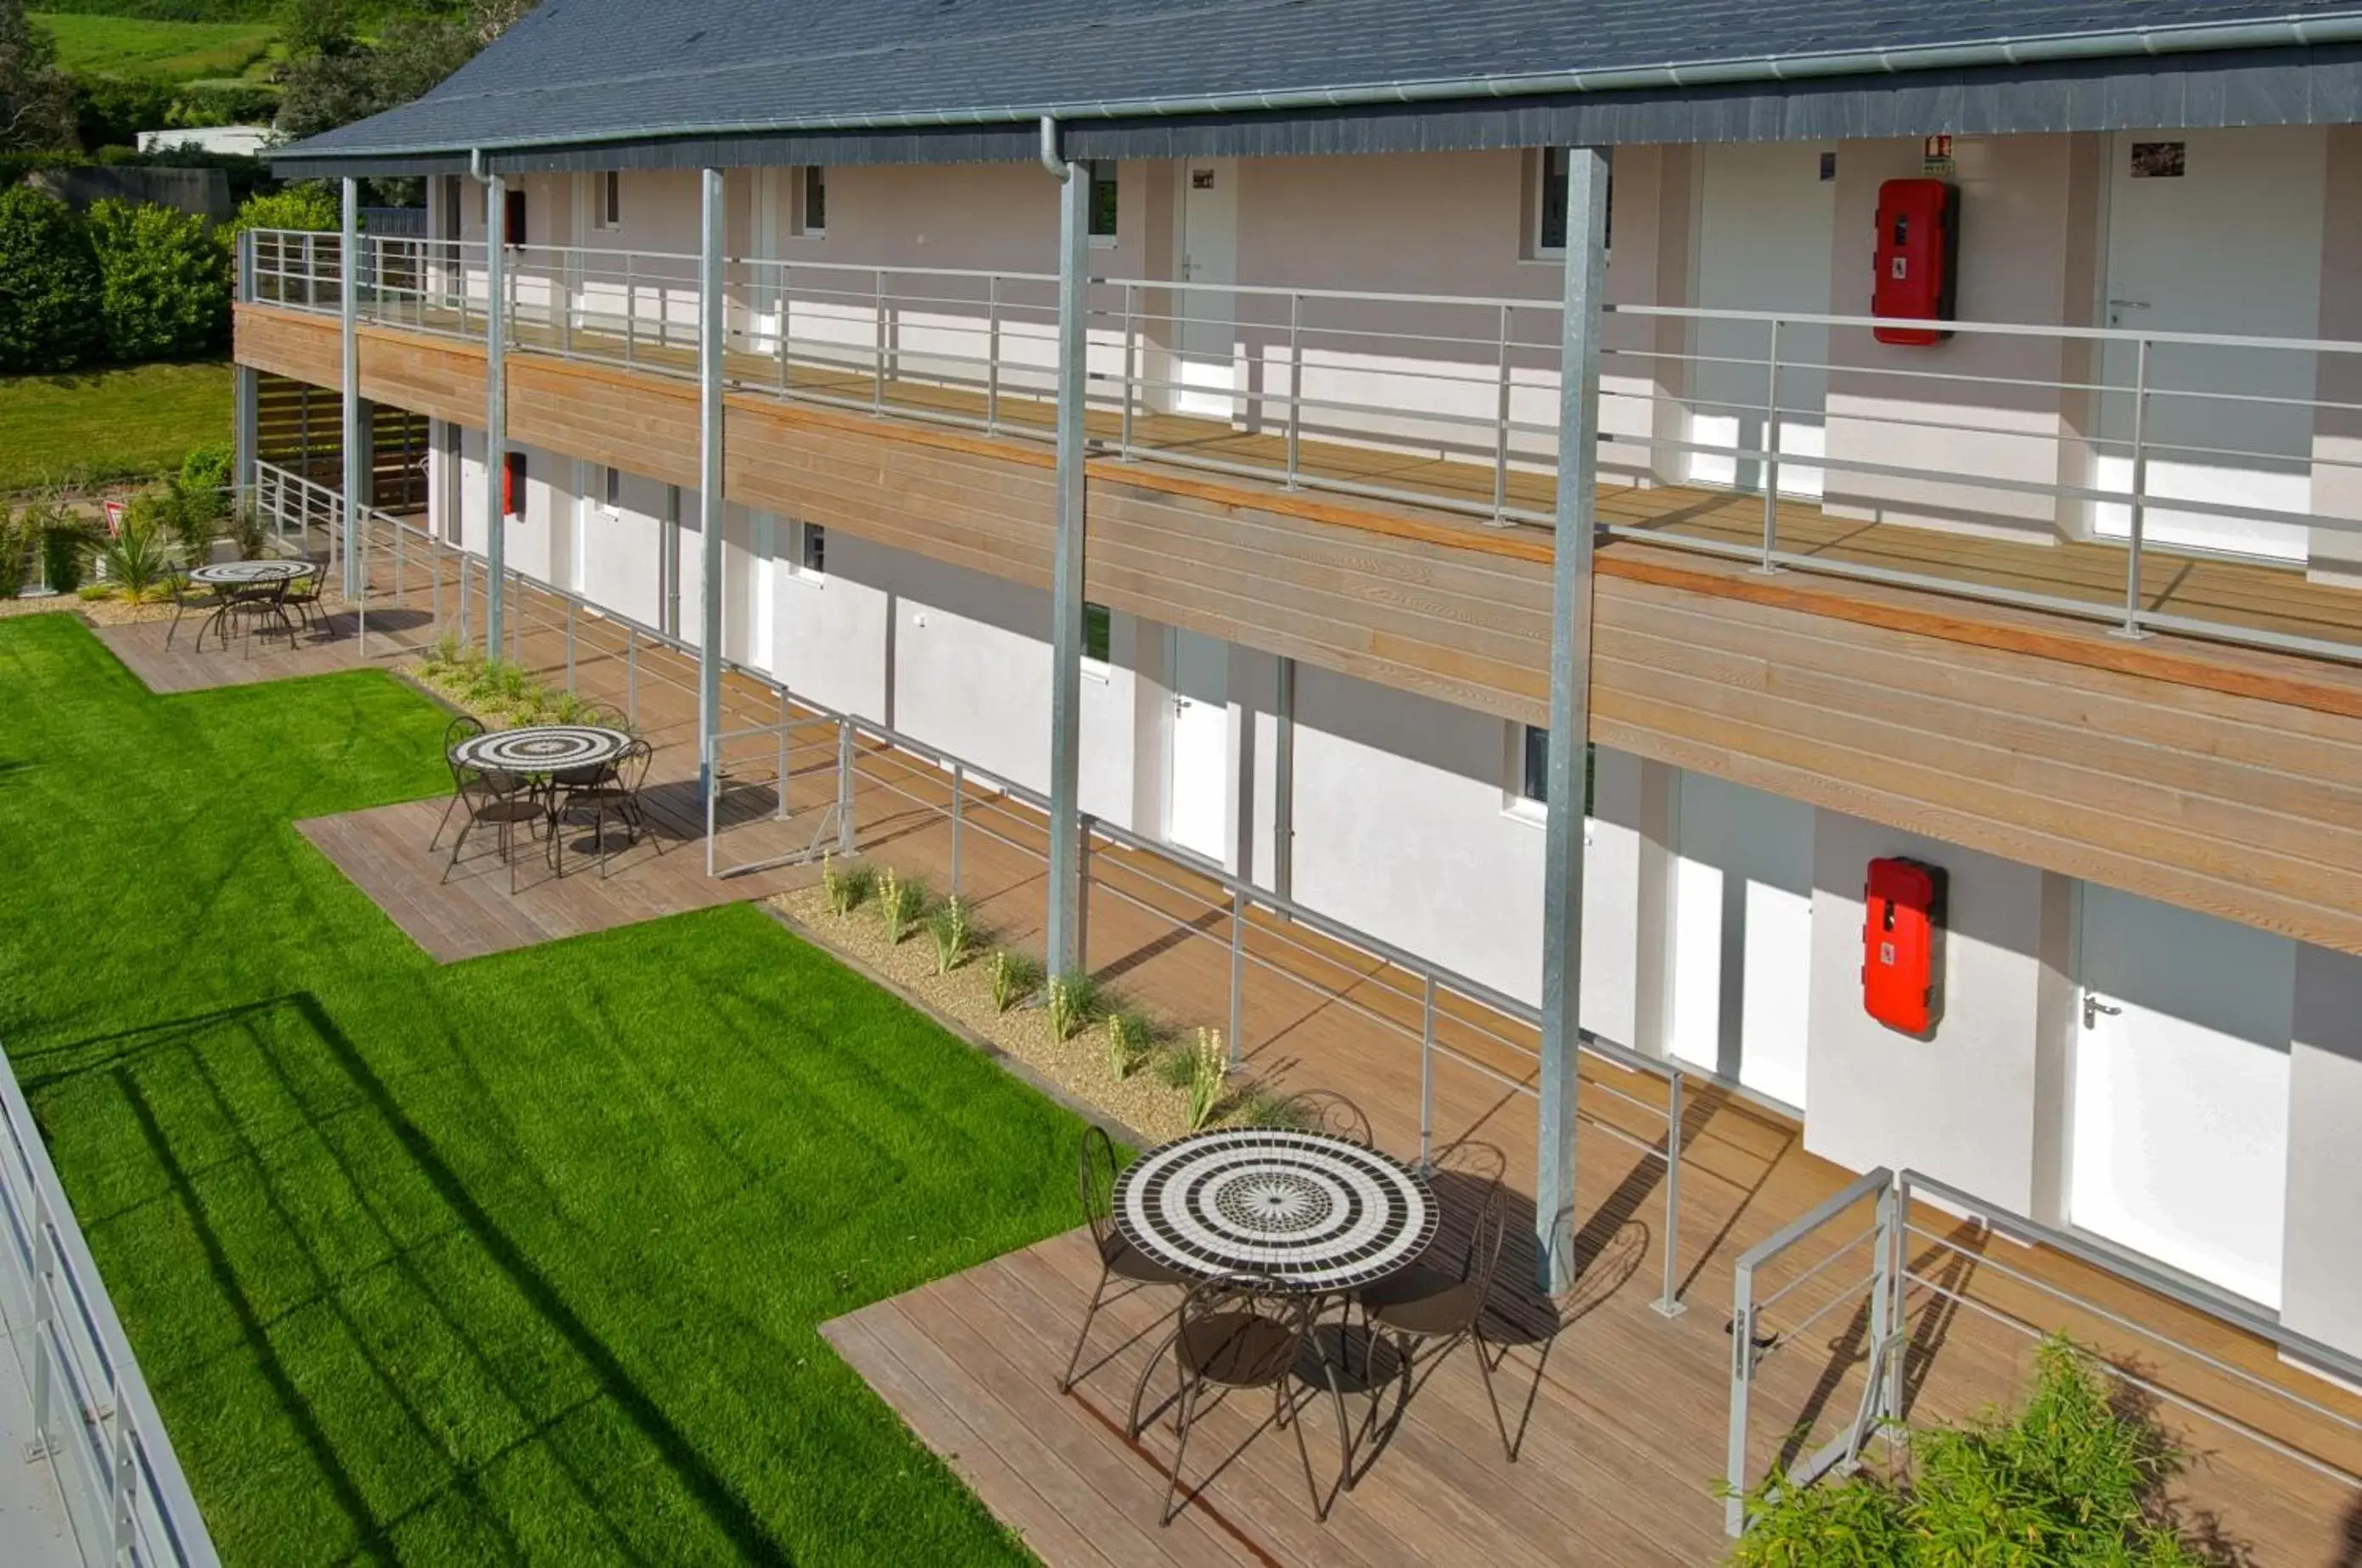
1862, 857, 1947, 1036
1871, 179, 1960, 345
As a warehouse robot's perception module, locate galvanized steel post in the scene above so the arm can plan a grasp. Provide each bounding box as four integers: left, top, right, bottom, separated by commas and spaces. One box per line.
1536, 146, 1610, 1296
1042, 116, 1092, 978
697, 167, 727, 801
482, 158, 508, 658
340, 180, 365, 598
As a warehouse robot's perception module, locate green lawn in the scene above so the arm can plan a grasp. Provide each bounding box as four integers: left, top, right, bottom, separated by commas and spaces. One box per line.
0, 613, 1077, 1564
30, 12, 276, 77
0, 360, 231, 495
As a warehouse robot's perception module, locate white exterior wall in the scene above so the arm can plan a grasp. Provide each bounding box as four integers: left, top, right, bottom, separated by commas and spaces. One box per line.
2284, 944, 2362, 1359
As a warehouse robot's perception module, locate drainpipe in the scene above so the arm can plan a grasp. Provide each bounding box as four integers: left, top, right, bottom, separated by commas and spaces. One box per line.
1041, 114, 1091, 978
475, 147, 508, 658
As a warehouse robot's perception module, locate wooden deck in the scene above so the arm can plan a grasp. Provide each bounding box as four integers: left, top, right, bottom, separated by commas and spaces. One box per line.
84, 544, 2362, 1565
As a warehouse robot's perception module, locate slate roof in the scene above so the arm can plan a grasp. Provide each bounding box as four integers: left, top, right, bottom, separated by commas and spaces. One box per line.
282, 0, 2362, 162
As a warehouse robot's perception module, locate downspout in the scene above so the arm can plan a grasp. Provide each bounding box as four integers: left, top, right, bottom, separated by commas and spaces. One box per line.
1041, 112, 1091, 977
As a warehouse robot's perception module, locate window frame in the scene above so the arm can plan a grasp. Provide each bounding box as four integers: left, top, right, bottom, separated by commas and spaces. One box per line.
799, 165, 828, 238
602, 464, 621, 514
1087, 160, 1119, 248
590, 170, 621, 231
1508, 724, 1596, 823
787, 518, 827, 582
1529, 147, 1610, 260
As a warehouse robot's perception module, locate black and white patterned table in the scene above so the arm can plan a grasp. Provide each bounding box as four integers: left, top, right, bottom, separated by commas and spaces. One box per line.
187, 560, 317, 587
1114, 1128, 1438, 1294
449, 725, 631, 777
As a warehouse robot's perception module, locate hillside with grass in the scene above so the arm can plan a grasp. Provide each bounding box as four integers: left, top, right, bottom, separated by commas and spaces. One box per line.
31, 10, 277, 80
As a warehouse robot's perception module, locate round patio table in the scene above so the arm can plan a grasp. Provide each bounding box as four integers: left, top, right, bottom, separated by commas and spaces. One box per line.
1114, 1127, 1438, 1293
449, 725, 632, 777
187, 560, 317, 588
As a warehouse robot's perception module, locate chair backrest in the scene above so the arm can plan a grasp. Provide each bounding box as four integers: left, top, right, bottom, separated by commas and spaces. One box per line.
1076, 1125, 1121, 1250
1174, 1274, 1314, 1388
1459, 1182, 1512, 1297
1273, 1089, 1372, 1146
615, 736, 654, 793
583, 702, 631, 732
445, 714, 486, 753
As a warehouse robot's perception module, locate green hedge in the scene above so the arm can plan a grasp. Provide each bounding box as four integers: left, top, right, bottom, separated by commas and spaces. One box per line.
87, 198, 231, 361
0, 188, 105, 374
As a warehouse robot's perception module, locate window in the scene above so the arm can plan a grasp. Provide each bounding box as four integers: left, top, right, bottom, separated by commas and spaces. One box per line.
1087, 160, 1119, 244
603, 465, 621, 512
503, 187, 527, 249
786, 518, 826, 580
1533, 147, 1610, 257
800, 165, 827, 236
592, 170, 620, 230
502, 450, 526, 518
1083, 602, 1111, 664
1515, 725, 1596, 815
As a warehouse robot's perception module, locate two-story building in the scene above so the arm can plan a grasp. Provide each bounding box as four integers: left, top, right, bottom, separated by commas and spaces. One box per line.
246, 0, 2362, 1380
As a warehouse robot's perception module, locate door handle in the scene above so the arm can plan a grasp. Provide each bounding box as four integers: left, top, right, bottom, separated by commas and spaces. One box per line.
2082, 994, 2124, 1029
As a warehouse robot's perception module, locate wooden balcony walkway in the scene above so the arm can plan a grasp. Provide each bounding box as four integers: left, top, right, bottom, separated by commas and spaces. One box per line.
344, 295, 2362, 659
81, 540, 2362, 1565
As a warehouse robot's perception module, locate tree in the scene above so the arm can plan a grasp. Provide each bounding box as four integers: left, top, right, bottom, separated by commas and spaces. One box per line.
87, 199, 232, 362
0, 0, 75, 154
278, 0, 540, 144
0, 186, 101, 372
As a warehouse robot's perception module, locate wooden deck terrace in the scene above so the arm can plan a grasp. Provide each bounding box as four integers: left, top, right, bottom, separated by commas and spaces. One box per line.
79, 549, 2362, 1565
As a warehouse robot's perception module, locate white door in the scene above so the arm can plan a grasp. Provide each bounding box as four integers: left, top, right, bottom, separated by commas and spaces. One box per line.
1687, 143, 1835, 498
2096, 128, 2326, 562
1174, 160, 1240, 419
1166, 630, 1230, 861
1667, 773, 1815, 1108
748, 168, 789, 353
2072, 886, 2293, 1308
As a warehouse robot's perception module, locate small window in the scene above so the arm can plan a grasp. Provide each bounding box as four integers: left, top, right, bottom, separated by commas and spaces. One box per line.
1517, 725, 1597, 815
1083, 602, 1111, 664
1087, 160, 1119, 243
592, 171, 620, 230
800, 166, 827, 236
503, 187, 527, 249
799, 520, 826, 576
1534, 148, 1610, 257
502, 451, 526, 518
603, 465, 621, 512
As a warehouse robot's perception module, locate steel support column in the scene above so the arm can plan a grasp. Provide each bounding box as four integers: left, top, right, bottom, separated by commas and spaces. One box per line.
697, 167, 727, 801
234, 229, 260, 512
339, 179, 364, 596
1536, 146, 1611, 1296
482, 163, 508, 656
1041, 119, 1091, 977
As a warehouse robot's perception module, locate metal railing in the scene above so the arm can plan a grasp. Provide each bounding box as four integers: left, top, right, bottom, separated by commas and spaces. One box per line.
0, 1043, 221, 1567
1725, 1165, 2362, 1537
243, 226, 2362, 667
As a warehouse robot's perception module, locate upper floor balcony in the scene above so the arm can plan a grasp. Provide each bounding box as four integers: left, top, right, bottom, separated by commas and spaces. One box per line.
242, 227, 2362, 672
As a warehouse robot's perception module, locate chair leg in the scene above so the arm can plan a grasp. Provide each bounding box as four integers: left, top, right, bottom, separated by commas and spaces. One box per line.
1471, 1323, 1514, 1462
1159, 1380, 1199, 1528
1286, 1379, 1329, 1523
1058, 1267, 1111, 1395
429, 788, 463, 851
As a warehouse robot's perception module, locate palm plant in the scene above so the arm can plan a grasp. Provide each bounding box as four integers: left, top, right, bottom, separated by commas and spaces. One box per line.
90, 507, 173, 602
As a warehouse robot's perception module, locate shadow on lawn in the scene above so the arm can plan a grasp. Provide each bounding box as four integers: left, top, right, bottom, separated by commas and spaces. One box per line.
57, 991, 794, 1565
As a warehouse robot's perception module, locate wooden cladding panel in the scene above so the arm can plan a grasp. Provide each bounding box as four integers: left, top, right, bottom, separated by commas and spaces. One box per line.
233, 306, 2362, 955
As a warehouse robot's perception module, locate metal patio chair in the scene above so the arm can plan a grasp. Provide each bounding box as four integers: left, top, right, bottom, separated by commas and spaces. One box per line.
1058, 1124, 1186, 1394
441, 728, 543, 894
548, 736, 654, 878
1125, 1274, 1345, 1526
1350, 1180, 1514, 1465
279, 568, 327, 636
165, 574, 224, 651
430, 715, 486, 850
1267, 1089, 1373, 1146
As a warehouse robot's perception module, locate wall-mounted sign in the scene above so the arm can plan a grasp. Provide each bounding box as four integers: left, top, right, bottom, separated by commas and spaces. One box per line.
1820, 151, 1837, 182
1921, 134, 1955, 175
1190, 169, 1216, 190
2130, 141, 2186, 178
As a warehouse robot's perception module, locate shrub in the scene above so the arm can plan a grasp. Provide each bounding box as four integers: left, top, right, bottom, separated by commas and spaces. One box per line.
1729, 1336, 2210, 1567
874, 867, 925, 944
0, 506, 27, 599
988, 949, 1041, 1014
30, 503, 92, 594
928, 895, 972, 974
820, 854, 872, 916
1045, 972, 1102, 1042
226, 184, 339, 242
224, 499, 266, 560
180, 441, 233, 503
0, 188, 104, 373
88, 199, 233, 361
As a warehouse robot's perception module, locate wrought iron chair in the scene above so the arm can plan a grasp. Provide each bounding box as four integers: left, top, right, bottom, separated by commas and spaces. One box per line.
1125, 1274, 1345, 1526
1268, 1089, 1373, 1146
440, 725, 542, 893
548, 736, 654, 878
279, 568, 327, 636
1058, 1125, 1186, 1393
221, 577, 295, 652
1350, 1180, 1514, 1464
165, 573, 224, 651
430, 715, 486, 850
